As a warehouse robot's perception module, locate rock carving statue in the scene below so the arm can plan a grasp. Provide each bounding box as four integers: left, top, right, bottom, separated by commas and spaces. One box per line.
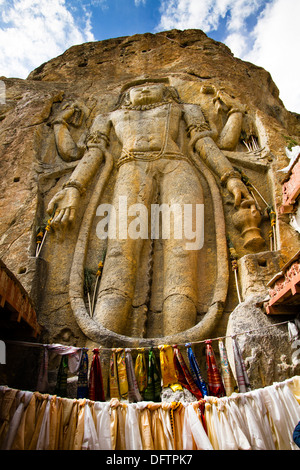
47, 79, 254, 338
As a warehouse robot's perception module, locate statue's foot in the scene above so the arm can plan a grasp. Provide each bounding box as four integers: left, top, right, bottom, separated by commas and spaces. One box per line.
162, 294, 197, 336
93, 292, 132, 335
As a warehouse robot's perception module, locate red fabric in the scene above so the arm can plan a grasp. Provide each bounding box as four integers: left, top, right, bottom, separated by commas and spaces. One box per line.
173, 345, 203, 400
205, 340, 226, 397
89, 348, 105, 401
198, 400, 207, 434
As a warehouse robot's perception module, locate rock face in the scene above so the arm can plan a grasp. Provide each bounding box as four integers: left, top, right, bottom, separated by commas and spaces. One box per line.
0, 29, 299, 392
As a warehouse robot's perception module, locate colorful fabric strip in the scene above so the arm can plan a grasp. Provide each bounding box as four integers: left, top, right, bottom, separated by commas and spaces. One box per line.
232, 336, 251, 393
109, 350, 120, 399
144, 349, 161, 402
116, 349, 129, 400
158, 345, 182, 392
54, 355, 68, 397
77, 349, 89, 399
218, 339, 236, 396
125, 349, 142, 403
134, 349, 147, 396
88, 348, 105, 402
186, 343, 208, 397
205, 340, 225, 397
173, 345, 203, 400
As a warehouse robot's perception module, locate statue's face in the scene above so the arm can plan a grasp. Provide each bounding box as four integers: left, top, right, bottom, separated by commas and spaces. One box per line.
129, 83, 165, 106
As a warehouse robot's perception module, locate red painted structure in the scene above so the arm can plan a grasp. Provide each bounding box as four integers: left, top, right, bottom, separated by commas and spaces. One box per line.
0, 259, 41, 337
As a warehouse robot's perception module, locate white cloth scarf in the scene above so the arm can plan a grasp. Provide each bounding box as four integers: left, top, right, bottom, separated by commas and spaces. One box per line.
36, 344, 83, 393
1, 390, 33, 450
125, 403, 143, 450
94, 402, 112, 450
182, 404, 213, 450
82, 402, 100, 450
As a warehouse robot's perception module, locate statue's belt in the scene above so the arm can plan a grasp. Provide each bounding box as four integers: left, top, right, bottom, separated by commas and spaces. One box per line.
117, 150, 188, 167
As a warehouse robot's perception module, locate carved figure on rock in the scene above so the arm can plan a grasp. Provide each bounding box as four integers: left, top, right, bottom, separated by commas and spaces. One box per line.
50, 101, 88, 162
198, 85, 246, 151
47, 79, 253, 337
232, 204, 265, 251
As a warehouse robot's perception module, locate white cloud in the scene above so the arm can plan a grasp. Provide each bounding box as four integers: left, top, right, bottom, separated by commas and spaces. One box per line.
0, 0, 95, 78
156, 0, 300, 114
157, 0, 264, 33
242, 0, 300, 113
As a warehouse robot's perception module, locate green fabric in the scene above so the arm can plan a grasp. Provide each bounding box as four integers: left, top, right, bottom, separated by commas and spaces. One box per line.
144, 349, 161, 402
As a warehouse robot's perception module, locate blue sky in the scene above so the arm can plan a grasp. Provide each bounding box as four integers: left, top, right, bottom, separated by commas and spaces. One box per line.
0, 0, 299, 114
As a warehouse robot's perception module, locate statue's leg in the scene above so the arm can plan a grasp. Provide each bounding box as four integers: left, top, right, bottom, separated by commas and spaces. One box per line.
93, 161, 154, 335
160, 160, 204, 335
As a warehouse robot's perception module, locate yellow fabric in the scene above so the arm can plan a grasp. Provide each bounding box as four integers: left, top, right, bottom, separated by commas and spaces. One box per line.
288, 376, 300, 404
109, 350, 120, 399
110, 399, 119, 450
27, 396, 48, 450
134, 348, 147, 394
148, 403, 167, 450
73, 399, 86, 450
59, 399, 78, 450
139, 408, 154, 450
9, 392, 36, 450
48, 396, 60, 450
204, 401, 219, 450
116, 405, 127, 450
158, 345, 183, 392
0, 388, 18, 445
116, 349, 129, 400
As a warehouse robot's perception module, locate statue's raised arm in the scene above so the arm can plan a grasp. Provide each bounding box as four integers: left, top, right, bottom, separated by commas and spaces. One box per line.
183, 102, 253, 207
47, 112, 112, 230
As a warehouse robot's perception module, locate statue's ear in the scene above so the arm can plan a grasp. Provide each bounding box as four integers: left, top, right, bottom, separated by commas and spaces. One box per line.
113, 91, 131, 110
165, 86, 182, 104
122, 92, 131, 106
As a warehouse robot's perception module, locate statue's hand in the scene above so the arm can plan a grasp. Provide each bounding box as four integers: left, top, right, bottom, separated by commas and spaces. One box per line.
53, 102, 84, 128
214, 90, 245, 114
47, 187, 80, 230
226, 177, 254, 208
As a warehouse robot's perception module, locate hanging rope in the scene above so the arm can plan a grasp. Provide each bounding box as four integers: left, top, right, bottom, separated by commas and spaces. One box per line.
227, 236, 242, 304
4, 319, 290, 352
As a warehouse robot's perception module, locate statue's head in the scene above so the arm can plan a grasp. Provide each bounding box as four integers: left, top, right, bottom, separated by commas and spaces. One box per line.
128, 83, 165, 106
114, 78, 182, 109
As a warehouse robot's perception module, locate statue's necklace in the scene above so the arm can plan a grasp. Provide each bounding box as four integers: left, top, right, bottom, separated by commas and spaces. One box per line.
121, 100, 172, 111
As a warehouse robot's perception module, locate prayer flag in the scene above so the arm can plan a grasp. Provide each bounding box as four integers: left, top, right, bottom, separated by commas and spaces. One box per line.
125, 349, 142, 402
205, 340, 226, 397
134, 348, 147, 396
116, 348, 129, 400
77, 349, 89, 399
158, 345, 182, 392
173, 345, 203, 400
218, 339, 236, 396
109, 350, 120, 399
55, 355, 68, 397
232, 336, 251, 393
144, 349, 161, 402
186, 343, 208, 397
89, 348, 105, 401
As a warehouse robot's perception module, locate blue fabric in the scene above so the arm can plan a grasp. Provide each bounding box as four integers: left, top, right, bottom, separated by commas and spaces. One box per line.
186, 343, 208, 397
293, 421, 300, 448
77, 349, 89, 399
